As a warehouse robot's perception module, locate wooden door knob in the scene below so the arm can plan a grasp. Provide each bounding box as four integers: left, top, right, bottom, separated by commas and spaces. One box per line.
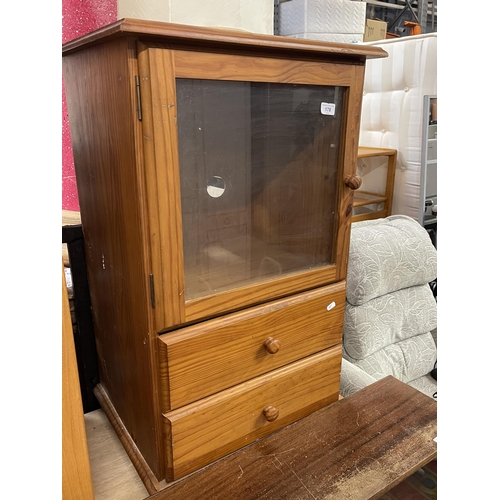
264, 337, 281, 354
344, 174, 362, 190
263, 405, 279, 422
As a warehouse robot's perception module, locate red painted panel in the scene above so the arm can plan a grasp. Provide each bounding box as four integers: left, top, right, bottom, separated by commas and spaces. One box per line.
62, 0, 118, 211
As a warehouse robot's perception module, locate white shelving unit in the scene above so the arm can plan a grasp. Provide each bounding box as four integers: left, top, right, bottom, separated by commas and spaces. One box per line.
419, 94, 437, 228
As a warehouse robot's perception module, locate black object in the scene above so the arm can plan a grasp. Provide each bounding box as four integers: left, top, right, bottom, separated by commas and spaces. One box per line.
429, 279, 437, 299
62, 224, 101, 413
430, 361, 437, 381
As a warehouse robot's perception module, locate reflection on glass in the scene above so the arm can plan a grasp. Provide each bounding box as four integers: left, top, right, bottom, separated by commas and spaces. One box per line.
176, 79, 345, 300
207, 176, 226, 198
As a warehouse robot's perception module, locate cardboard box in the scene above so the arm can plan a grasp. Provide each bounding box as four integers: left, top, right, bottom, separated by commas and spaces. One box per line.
363, 19, 387, 42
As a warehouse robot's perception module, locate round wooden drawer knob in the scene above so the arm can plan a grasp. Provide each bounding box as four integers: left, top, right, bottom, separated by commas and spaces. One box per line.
264, 337, 281, 354
263, 405, 279, 422
344, 174, 362, 190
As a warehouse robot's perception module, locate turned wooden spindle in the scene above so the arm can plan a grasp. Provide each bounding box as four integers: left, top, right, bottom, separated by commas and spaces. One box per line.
262, 405, 279, 422
344, 174, 362, 190
264, 337, 281, 354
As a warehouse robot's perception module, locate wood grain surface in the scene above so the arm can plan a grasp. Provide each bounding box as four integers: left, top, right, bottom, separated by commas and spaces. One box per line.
63, 20, 388, 485
151, 376, 437, 499
357, 146, 397, 158
173, 49, 359, 85
94, 384, 167, 496
159, 282, 345, 410
139, 46, 186, 331
334, 63, 365, 281
62, 210, 82, 226
62, 18, 388, 62
353, 147, 398, 223
84, 409, 148, 500
62, 211, 82, 266
139, 44, 365, 330
163, 346, 341, 481
62, 262, 95, 499
63, 37, 164, 477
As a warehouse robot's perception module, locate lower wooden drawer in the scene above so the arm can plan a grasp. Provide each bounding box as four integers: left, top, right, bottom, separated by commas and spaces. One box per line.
163, 345, 342, 481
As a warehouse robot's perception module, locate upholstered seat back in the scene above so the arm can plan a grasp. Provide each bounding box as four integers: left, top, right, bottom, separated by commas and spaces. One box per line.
346, 215, 437, 306
343, 284, 437, 359
343, 215, 437, 390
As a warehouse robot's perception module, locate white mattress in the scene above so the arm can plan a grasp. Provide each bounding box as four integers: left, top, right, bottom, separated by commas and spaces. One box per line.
117, 0, 275, 35
279, 0, 366, 38
358, 34, 437, 220
286, 32, 364, 43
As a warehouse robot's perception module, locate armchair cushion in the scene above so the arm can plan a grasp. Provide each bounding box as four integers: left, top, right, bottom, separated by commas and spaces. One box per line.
340, 358, 377, 398
341, 357, 437, 400
343, 331, 437, 384
407, 374, 437, 398
343, 284, 437, 359
346, 215, 437, 306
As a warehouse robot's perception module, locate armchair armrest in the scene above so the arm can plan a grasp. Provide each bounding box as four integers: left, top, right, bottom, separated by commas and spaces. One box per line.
340, 358, 377, 398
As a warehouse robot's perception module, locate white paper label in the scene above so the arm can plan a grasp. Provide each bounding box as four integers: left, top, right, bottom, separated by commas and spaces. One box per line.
321, 102, 336, 116
327, 301, 336, 311
64, 267, 73, 289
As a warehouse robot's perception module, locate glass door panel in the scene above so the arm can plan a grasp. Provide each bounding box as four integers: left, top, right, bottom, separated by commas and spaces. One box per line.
176, 79, 345, 300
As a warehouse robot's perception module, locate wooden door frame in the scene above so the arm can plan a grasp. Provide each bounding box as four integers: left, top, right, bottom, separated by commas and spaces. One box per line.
139, 43, 363, 331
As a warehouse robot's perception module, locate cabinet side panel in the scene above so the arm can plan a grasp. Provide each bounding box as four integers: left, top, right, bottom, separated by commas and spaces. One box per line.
63, 38, 162, 478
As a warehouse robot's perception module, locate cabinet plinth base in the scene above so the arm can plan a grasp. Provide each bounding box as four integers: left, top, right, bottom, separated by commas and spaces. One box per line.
93, 384, 168, 495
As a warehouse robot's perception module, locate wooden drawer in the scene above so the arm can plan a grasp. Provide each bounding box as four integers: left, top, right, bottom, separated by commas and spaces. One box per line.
158, 281, 345, 410
163, 345, 342, 481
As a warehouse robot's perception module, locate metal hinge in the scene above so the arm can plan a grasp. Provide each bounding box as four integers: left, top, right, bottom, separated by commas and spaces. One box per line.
149, 274, 155, 308
135, 75, 142, 121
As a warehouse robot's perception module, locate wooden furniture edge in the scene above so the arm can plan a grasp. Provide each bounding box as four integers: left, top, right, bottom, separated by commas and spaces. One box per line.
62, 18, 388, 60
62, 210, 82, 227
62, 211, 82, 267
93, 384, 168, 495
351, 210, 389, 223
353, 191, 387, 207
357, 146, 397, 158
62, 262, 95, 499
146, 376, 436, 499
353, 146, 397, 223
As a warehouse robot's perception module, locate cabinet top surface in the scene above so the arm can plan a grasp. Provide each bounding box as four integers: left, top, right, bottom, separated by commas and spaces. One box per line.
62, 18, 387, 61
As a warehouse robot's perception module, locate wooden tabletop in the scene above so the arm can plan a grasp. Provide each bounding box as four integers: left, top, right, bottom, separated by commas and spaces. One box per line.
62, 210, 81, 227
62, 211, 82, 266
148, 376, 437, 499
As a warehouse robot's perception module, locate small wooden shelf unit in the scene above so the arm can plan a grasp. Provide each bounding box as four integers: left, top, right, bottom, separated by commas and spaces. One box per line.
353, 146, 397, 222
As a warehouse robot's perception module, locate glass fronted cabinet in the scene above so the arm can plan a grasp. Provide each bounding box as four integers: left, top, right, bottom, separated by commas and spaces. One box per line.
63, 20, 387, 486
136, 41, 385, 332
177, 80, 345, 300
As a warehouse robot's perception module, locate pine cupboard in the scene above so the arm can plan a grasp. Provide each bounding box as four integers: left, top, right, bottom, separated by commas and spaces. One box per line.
62, 19, 387, 490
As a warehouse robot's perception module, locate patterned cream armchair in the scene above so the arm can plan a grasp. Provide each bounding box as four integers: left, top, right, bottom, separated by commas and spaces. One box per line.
340, 215, 437, 399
